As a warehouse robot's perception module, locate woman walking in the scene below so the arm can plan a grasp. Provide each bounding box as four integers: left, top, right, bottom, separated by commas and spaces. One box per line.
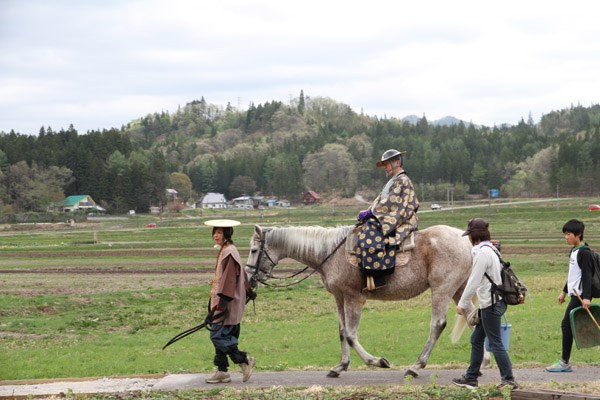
452, 218, 519, 390
204, 219, 255, 384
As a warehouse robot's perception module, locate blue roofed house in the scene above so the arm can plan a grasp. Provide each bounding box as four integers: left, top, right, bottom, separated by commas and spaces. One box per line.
51, 195, 105, 212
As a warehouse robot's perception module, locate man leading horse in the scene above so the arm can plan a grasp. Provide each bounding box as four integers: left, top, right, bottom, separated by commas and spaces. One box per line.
356, 149, 420, 290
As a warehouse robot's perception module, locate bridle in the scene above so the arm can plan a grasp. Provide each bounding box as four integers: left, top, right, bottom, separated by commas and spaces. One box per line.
246, 229, 346, 288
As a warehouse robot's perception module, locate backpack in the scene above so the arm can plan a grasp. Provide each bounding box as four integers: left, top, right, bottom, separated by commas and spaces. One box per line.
483, 245, 527, 306
577, 246, 600, 298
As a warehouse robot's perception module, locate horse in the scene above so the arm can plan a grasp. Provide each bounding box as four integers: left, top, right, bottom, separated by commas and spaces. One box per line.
245, 223, 491, 378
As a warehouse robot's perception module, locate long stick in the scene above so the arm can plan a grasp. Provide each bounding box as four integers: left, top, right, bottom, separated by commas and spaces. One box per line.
573, 289, 600, 331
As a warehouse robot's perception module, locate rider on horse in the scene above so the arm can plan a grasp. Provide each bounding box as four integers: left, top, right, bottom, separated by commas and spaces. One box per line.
356, 149, 420, 290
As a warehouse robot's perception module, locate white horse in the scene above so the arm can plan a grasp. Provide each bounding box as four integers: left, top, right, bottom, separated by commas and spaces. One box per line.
245, 224, 490, 378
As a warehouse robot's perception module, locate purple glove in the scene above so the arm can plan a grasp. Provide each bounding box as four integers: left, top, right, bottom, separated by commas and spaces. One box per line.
357, 209, 373, 222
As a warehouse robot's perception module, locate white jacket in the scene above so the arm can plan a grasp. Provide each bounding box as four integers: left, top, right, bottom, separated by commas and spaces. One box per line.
458, 243, 503, 310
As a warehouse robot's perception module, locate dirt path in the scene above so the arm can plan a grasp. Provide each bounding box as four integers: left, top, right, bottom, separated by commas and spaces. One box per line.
2, 368, 600, 397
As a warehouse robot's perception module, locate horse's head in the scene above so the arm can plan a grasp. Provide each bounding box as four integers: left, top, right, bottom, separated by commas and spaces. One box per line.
245, 225, 279, 288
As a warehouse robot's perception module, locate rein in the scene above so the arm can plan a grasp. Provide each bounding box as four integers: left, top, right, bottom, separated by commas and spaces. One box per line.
251, 230, 347, 288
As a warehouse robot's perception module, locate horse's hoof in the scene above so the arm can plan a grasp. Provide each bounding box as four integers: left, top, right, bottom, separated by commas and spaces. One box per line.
379, 357, 391, 368
404, 369, 418, 378
327, 370, 340, 378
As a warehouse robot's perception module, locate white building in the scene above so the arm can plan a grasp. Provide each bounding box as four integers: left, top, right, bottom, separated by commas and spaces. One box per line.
232, 196, 253, 209
166, 188, 178, 199
200, 193, 228, 209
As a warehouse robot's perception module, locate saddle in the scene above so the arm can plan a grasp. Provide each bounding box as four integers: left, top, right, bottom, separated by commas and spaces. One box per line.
345, 227, 415, 269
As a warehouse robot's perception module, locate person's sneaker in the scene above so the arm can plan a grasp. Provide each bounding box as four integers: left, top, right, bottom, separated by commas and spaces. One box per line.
240, 356, 255, 382
205, 371, 231, 384
546, 359, 573, 372
497, 379, 520, 390
452, 375, 478, 389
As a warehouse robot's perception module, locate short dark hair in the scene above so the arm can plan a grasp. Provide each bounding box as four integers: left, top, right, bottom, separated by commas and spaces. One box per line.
563, 219, 584, 240
470, 229, 491, 243
212, 226, 235, 244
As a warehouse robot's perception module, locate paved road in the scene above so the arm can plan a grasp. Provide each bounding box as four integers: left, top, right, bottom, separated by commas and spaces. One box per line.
2, 367, 600, 397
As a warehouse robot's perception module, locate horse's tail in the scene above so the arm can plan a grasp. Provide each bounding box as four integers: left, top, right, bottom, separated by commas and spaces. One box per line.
450, 314, 467, 343
450, 294, 478, 344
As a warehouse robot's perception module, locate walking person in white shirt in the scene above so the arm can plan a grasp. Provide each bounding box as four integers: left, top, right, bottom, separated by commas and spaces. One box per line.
546, 219, 594, 372
452, 218, 519, 390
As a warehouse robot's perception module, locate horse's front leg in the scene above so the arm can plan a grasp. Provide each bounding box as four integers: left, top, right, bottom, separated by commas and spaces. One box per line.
405, 289, 451, 377
340, 295, 390, 371
327, 295, 351, 377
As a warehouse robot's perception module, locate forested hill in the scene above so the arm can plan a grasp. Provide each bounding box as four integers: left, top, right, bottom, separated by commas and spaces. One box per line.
1, 93, 600, 214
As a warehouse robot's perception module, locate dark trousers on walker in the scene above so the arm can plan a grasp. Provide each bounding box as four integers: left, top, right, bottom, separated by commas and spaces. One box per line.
465, 300, 514, 381
560, 296, 580, 363
210, 324, 248, 372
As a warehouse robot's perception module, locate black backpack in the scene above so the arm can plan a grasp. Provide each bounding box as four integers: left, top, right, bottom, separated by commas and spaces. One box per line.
577, 246, 600, 298
484, 245, 527, 306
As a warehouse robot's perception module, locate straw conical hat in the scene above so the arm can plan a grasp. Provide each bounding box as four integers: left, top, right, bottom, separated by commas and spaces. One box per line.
204, 219, 241, 227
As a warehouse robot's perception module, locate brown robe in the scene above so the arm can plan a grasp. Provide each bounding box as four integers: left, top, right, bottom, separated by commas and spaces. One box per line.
209, 243, 250, 325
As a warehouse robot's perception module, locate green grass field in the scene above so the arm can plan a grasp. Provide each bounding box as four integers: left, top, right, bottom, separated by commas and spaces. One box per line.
1, 198, 600, 382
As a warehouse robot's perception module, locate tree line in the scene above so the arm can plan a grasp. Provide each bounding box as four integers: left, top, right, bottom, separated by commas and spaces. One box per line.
2, 93, 600, 215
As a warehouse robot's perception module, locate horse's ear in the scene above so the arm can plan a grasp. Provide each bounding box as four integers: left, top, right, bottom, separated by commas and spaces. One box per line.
254, 224, 262, 237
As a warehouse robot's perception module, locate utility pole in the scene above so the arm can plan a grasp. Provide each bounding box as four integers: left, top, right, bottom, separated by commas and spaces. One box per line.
451, 184, 454, 215
332, 189, 335, 218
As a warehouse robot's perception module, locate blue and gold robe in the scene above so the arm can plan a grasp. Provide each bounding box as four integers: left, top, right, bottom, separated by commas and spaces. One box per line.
357, 171, 419, 276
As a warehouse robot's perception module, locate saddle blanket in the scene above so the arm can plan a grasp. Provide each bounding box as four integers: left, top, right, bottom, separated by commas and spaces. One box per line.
345, 227, 413, 269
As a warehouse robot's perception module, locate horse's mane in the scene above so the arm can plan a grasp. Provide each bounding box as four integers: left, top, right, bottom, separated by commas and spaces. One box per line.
268, 225, 353, 262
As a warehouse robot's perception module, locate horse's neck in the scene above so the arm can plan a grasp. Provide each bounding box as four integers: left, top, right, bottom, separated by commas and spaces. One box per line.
270, 226, 349, 268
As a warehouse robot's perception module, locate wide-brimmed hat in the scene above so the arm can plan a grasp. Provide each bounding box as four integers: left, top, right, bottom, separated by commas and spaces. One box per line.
204, 219, 241, 227
376, 149, 407, 167
462, 218, 489, 236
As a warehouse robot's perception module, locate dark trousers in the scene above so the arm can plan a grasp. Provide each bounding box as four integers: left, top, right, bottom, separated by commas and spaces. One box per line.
210, 324, 248, 372
465, 300, 514, 381
561, 295, 581, 362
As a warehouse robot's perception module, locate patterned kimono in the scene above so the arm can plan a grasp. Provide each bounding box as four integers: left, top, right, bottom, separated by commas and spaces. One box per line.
357, 171, 419, 287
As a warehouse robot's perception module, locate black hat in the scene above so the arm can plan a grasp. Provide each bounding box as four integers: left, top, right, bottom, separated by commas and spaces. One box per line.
462, 218, 489, 236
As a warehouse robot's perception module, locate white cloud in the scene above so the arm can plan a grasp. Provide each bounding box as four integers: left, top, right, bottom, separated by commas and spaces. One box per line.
2, 0, 600, 134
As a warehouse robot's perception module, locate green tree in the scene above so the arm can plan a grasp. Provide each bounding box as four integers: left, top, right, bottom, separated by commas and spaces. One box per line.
298, 89, 305, 115
0, 149, 8, 172
4, 161, 73, 211
106, 151, 132, 213
169, 172, 193, 202
470, 162, 488, 194
229, 175, 256, 197
302, 143, 357, 195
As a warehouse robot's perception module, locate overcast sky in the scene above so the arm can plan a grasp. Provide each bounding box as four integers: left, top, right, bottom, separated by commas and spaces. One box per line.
2, 0, 600, 135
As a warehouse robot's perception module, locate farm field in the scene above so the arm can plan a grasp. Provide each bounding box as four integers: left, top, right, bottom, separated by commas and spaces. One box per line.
1, 197, 600, 383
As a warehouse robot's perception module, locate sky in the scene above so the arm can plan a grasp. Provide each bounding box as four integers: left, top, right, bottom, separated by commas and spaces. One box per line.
2, 0, 600, 135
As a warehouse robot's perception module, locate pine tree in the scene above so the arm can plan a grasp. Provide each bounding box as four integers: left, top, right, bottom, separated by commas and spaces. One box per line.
298, 90, 305, 115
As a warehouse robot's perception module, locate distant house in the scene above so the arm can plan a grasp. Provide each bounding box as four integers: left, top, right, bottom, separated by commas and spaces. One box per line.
232, 196, 264, 209
149, 206, 161, 214
252, 196, 264, 209
51, 195, 105, 212
200, 193, 228, 209
276, 199, 290, 207
166, 188, 178, 199
233, 196, 253, 209
302, 190, 320, 205
265, 199, 278, 207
